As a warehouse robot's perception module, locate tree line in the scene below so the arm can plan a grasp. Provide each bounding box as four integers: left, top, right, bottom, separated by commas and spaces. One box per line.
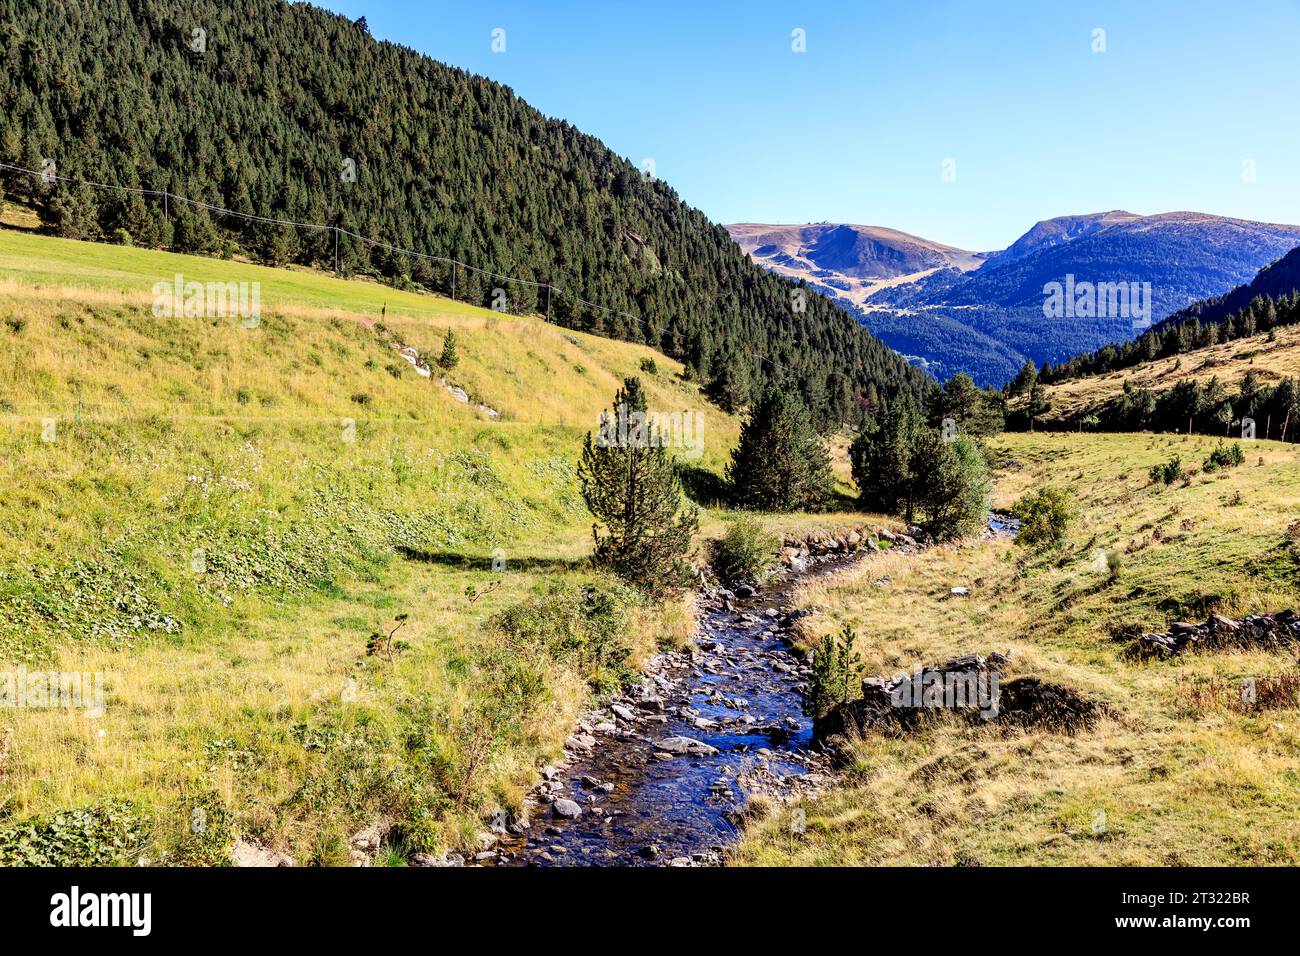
580, 376, 1000, 593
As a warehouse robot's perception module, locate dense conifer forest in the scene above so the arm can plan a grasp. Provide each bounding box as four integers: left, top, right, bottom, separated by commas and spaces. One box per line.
0, 0, 931, 426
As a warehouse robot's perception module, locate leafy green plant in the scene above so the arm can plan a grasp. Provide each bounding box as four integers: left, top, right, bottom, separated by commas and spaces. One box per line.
0, 801, 148, 866
1149, 455, 1185, 485
366, 612, 410, 662
708, 516, 778, 584
805, 624, 863, 719
1012, 486, 1074, 550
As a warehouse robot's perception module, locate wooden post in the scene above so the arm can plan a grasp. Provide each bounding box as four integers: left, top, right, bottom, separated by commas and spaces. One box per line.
545, 284, 552, 322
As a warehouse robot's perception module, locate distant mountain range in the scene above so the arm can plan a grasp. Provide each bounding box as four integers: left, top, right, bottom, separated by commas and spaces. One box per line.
729, 212, 1300, 387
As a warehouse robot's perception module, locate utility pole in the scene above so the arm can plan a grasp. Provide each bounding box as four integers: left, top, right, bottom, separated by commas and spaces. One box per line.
545, 283, 552, 322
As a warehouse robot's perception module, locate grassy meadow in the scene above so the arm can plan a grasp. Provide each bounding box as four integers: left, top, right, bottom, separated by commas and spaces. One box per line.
0, 229, 878, 864
7, 228, 1298, 869
735, 430, 1300, 865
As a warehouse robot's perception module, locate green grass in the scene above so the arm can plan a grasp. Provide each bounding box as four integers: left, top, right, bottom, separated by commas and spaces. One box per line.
0, 228, 886, 865
0, 229, 747, 863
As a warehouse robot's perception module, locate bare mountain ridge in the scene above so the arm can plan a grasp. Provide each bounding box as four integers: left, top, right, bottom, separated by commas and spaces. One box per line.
726, 222, 986, 309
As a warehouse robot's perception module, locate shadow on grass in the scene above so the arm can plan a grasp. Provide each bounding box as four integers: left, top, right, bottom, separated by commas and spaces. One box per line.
394, 545, 588, 573
677, 463, 729, 508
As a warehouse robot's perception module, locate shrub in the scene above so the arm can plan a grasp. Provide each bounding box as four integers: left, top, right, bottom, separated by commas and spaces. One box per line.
804, 624, 863, 719
708, 516, 778, 583
638, 356, 658, 375
1149, 455, 1184, 485
1203, 441, 1245, 473
1012, 486, 1074, 549
492, 583, 635, 688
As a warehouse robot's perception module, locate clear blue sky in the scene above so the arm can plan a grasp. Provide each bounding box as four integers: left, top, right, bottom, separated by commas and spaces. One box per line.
320, 0, 1300, 252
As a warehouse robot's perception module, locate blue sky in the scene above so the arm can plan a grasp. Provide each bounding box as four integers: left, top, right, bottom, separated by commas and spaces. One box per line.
320, 0, 1300, 251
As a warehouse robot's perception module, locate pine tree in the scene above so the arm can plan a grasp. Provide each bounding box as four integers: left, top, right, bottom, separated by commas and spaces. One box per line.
1008, 359, 1038, 396
908, 433, 991, 541
727, 388, 833, 512
578, 377, 698, 592
850, 397, 923, 521
438, 329, 459, 370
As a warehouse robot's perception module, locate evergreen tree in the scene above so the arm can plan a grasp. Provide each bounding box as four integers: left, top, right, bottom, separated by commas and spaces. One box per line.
578, 378, 698, 592
438, 329, 459, 370
850, 397, 923, 521
909, 434, 991, 541
0, 0, 931, 424
727, 388, 833, 512
705, 350, 752, 414
931, 372, 1004, 436
1008, 359, 1038, 396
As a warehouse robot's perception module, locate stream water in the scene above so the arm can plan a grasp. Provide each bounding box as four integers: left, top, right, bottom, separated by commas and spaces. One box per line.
489, 553, 858, 866
489, 517, 1018, 867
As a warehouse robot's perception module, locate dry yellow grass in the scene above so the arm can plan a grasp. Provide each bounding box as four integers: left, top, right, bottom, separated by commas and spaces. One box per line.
734, 431, 1300, 866
1031, 324, 1300, 423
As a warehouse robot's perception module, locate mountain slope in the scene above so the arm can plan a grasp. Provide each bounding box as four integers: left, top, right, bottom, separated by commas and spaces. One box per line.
1157, 244, 1300, 332
727, 222, 984, 309
1039, 242, 1300, 385
737, 211, 1300, 387
0, 0, 929, 425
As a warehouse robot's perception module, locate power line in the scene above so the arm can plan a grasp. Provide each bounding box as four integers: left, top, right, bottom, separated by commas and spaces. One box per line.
0, 159, 801, 379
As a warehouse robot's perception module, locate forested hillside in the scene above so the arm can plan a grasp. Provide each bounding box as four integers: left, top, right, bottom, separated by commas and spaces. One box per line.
855, 212, 1300, 386
0, 0, 929, 425
1041, 245, 1300, 384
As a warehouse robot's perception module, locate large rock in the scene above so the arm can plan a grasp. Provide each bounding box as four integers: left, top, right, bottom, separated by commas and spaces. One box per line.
552, 798, 583, 819
654, 735, 719, 756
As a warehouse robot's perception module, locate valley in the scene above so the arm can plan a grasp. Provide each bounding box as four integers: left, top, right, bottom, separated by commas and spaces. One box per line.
2, 0, 1299, 890
732, 213, 1300, 386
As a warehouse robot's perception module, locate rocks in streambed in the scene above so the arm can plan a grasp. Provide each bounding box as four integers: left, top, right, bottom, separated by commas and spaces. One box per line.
552, 799, 583, 819
654, 735, 719, 756
1131, 610, 1300, 658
